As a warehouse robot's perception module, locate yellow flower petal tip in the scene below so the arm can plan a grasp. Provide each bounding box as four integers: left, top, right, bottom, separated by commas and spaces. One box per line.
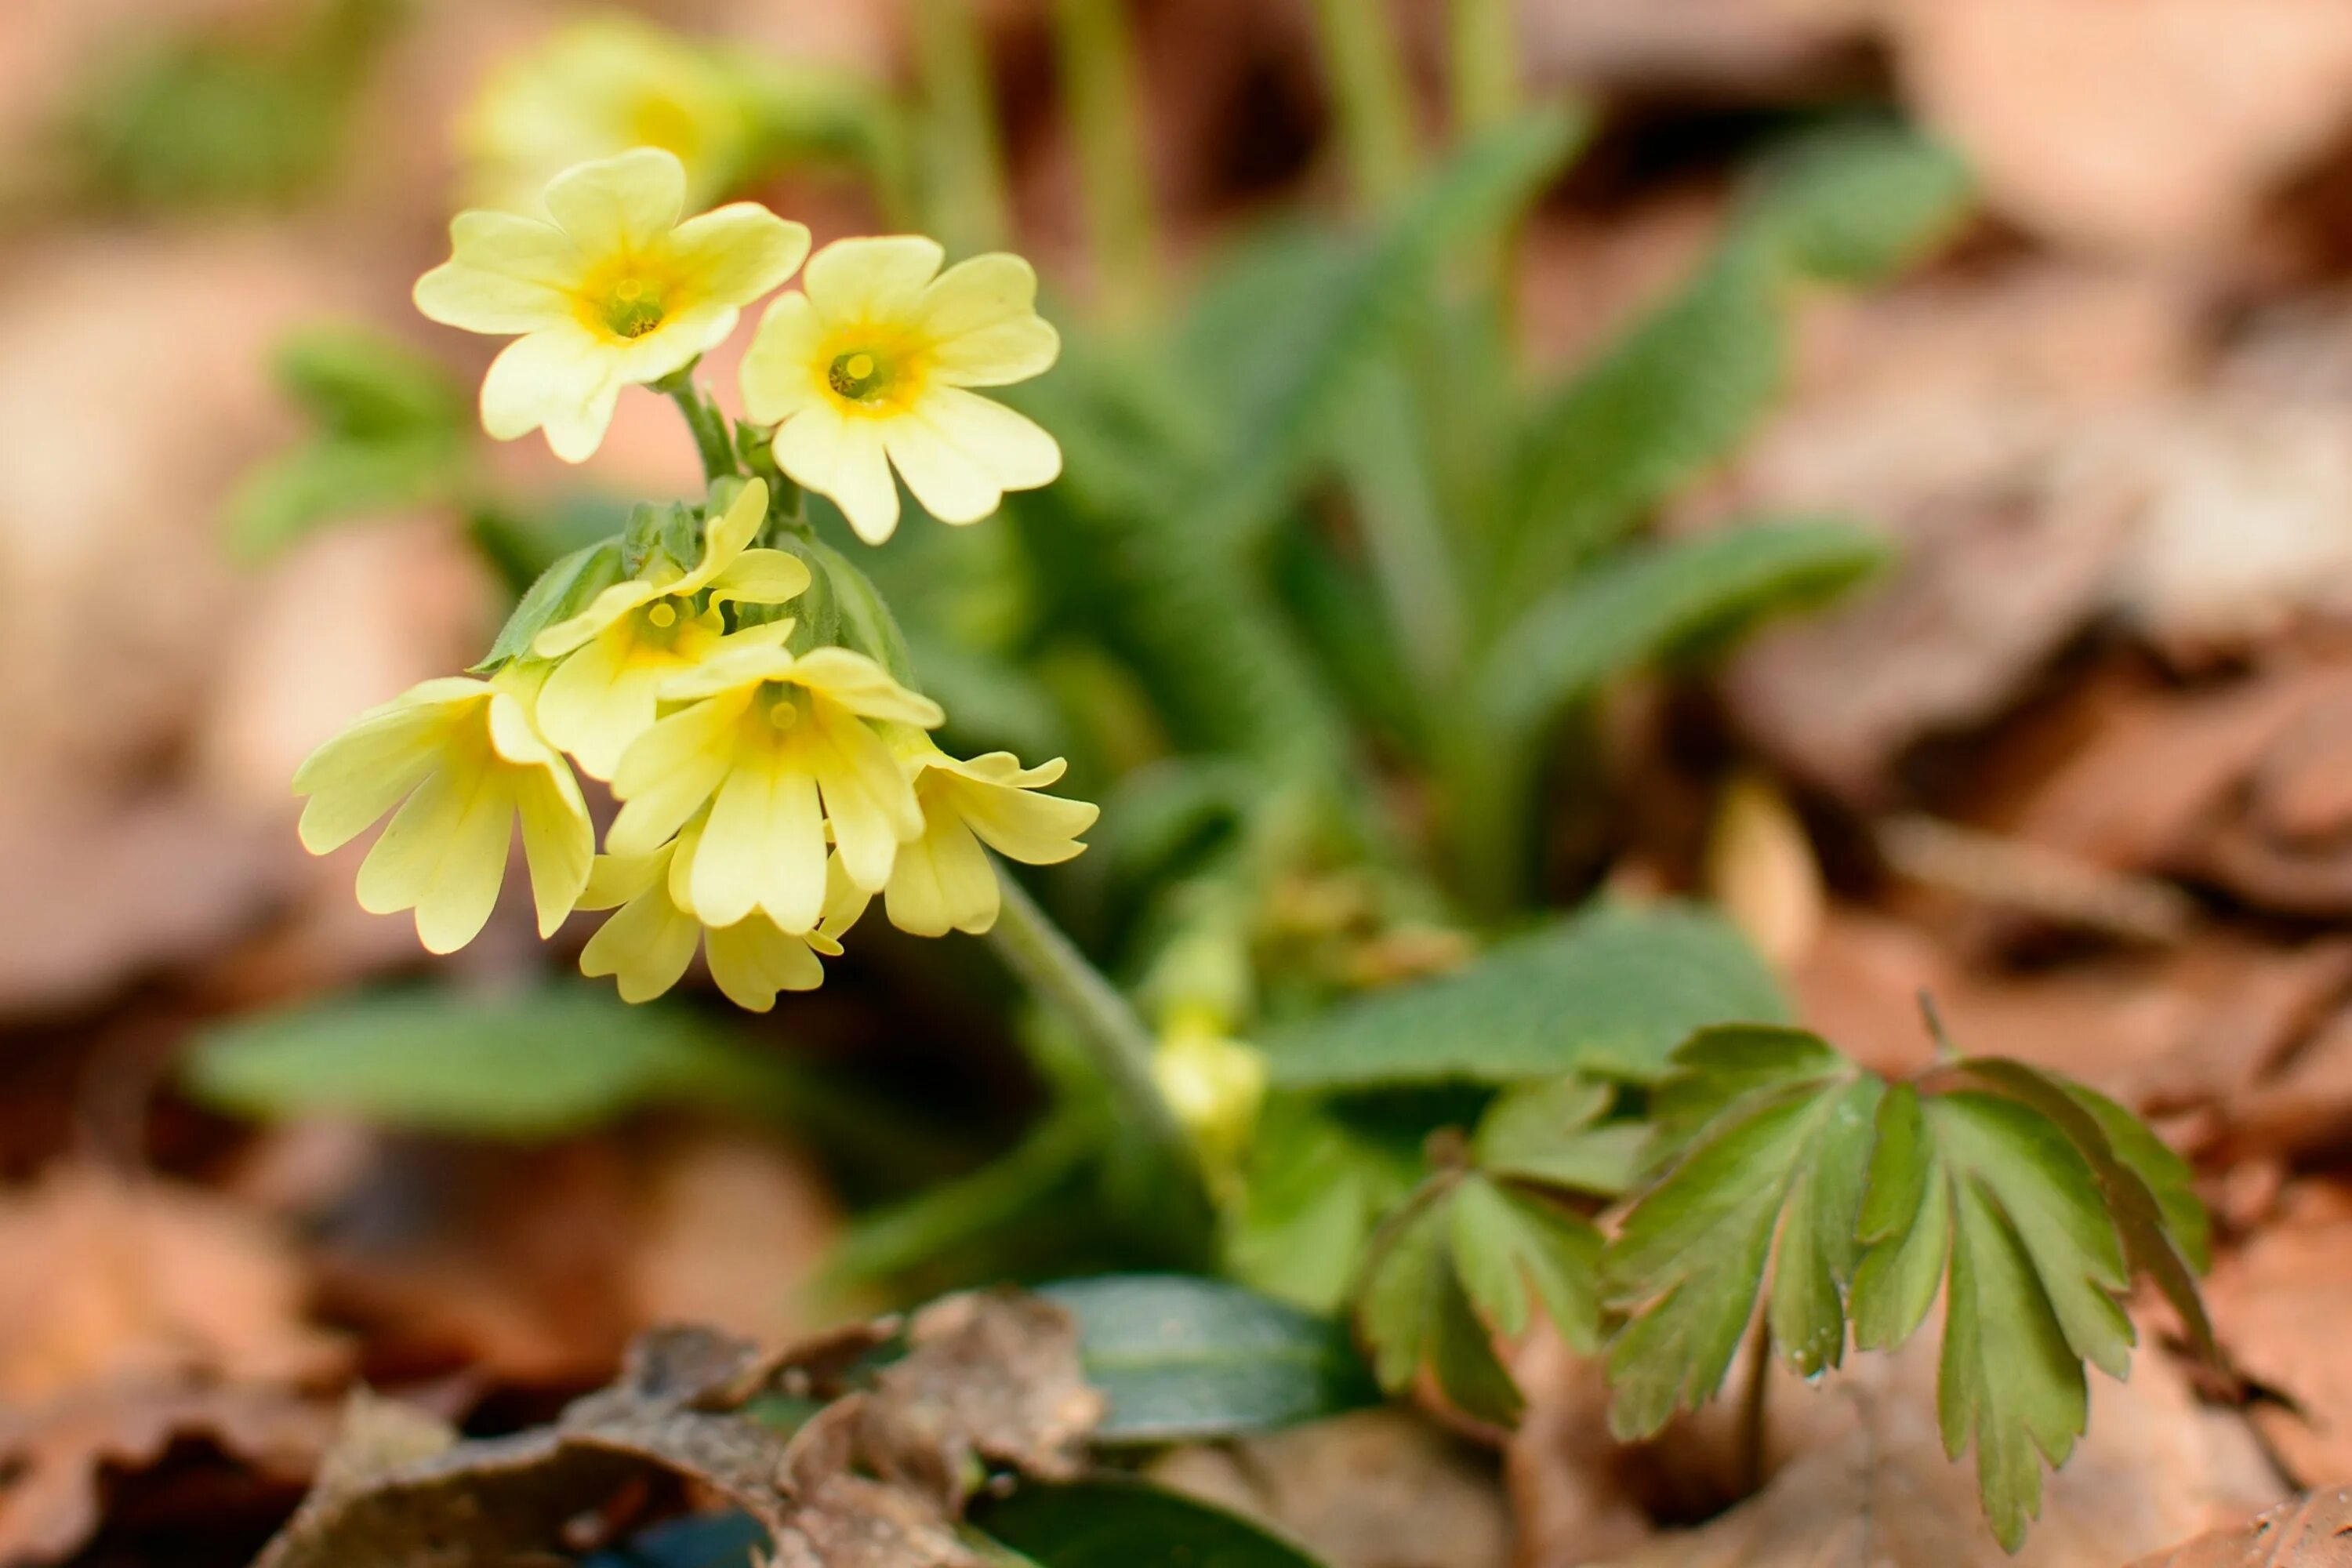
606, 647, 938, 932
882, 742, 1098, 939
577, 830, 862, 1009
416, 150, 811, 463
292, 675, 593, 954
739, 236, 1063, 543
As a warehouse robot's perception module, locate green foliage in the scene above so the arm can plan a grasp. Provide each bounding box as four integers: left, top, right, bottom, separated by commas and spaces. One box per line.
1470, 1075, 1645, 1196
227, 324, 474, 561
1482, 517, 1891, 742
1589, 1030, 2217, 1552
1042, 1273, 1377, 1442
1226, 1102, 1423, 1312
183, 985, 811, 1140
1265, 902, 1788, 1090
1741, 118, 1976, 285
474, 537, 628, 671
974, 1478, 1327, 1568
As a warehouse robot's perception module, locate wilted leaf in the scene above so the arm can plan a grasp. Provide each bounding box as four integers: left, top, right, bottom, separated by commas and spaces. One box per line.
1265, 902, 1788, 1090
2125, 1487, 2352, 1567
1041, 1274, 1377, 1443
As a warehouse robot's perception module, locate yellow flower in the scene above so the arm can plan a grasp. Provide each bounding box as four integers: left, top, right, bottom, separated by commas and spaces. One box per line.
1151, 1003, 1269, 1181
608, 644, 943, 931
577, 821, 869, 1011
292, 666, 592, 954
884, 741, 1099, 937
414, 147, 810, 463
738, 235, 1062, 543
531, 479, 811, 779
459, 16, 757, 216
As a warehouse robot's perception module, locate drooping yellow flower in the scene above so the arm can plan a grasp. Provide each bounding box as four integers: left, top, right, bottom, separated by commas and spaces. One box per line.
415, 147, 809, 463
883, 739, 1098, 938
532, 479, 811, 779
459, 16, 757, 216
737, 235, 1062, 543
608, 644, 943, 931
1152, 1001, 1268, 1186
292, 666, 592, 954
577, 820, 869, 1011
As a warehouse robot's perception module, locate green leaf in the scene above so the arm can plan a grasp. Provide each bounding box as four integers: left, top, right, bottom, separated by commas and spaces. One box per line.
1265, 902, 1788, 1091
973, 1478, 1327, 1568
1742, 118, 1975, 285
271, 323, 469, 437
1447, 1174, 1602, 1350
1227, 1101, 1420, 1313
1483, 517, 1890, 742
1491, 241, 1784, 605
227, 434, 463, 561
1040, 1274, 1377, 1443
1428, 1255, 1525, 1425
1602, 1036, 1883, 1439
1355, 1185, 1451, 1394
1469, 1076, 1641, 1196
474, 536, 627, 671
183, 986, 800, 1139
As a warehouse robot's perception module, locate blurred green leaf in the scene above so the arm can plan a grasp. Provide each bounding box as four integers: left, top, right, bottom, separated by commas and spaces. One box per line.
1227, 1100, 1421, 1314
1354, 1184, 1523, 1425
1744, 118, 1975, 285
1471, 1075, 1642, 1196
185, 986, 806, 1139
1041, 1273, 1377, 1442
1447, 1174, 1602, 1348
975, 1479, 1327, 1568
1264, 902, 1788, 1091
1604, 1029, 1882, 1439
272, 324, 470, 437
1482, 517, 1890, 742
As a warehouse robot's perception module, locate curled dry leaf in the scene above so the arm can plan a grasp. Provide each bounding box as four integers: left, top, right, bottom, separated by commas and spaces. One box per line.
1519, 1325, 2278, 1567
2122, 1486, 2352, 1567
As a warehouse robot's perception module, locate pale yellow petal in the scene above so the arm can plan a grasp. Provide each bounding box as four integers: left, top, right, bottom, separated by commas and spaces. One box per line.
914, 252, 1060, 386
357, 762, 515, 954
884, 808, 998, 937
578, 844, 672, 912
801, 234, 943, 325
608, 692, 743, 856
703, 548, 811, 609
481, 325, 622, 462
883, 411, 1007, 526
535, 619, 668, 779
535, 579, 660, 659
659, 644, 796, 702
901, 384, 1062, 506
580, 884, 702, 1002
817, 854, 871, 940
804, 699, 923, 893
674, 477, 769, 593
789, 646, 944, 727
774, 400, 898, 543
693, 746, 829, 931
738, 292, 827, 423
511, 760, 593, 934
950, 772, 1098, 865
543, 147, 686, 255
414, 210, 583, 332
292, 703, 457, 853
666, 203, 811, 306
935, 750, 1069, 789
704, 917, 825, 1011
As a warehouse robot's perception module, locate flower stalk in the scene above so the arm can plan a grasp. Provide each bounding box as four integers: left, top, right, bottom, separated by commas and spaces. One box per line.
656, 368, 740, 485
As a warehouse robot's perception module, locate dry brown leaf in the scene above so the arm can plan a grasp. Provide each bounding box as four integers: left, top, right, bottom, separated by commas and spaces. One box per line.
1888, 0, 2352, 256
1704, 771, 1825, 971
1153, 1408, 1518, 1568
2205, 1189, 2352, 1488
0, 1163, 347, 1402
1515, 0, 1873, 96
859, 1288, 1105, 1510
1526, 1327, 2280, 1566
626, 1130, 841, 1341
2122, 1486, 2352, 1566
0, 1384, 334, 1567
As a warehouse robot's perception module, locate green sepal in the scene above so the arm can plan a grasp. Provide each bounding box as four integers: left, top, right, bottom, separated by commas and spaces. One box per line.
471, 535, 626, 673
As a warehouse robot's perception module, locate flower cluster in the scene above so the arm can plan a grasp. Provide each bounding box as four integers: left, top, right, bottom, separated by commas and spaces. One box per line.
296, 149, 1089, 1010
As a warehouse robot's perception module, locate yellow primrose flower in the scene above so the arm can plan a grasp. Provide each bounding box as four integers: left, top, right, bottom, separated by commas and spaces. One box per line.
577, 821, 869, 1011
414, 147, 810, 463
738, 235, 1062, 544
884, 740, 1099, 938
292, 666, 592, 954
1151, 1002, 1269, 1183
532, 479, 811, 779
607, 644, 943, 931
459, 16, 756, 216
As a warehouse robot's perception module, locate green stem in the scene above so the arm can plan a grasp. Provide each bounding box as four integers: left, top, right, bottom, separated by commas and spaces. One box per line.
1052, 0, 1161, 323
911, 0, 1011, 253
655, 368, 739, 485
1307, 0, 1420, 210
1446, 0, 1520, 136
984, 866, 1210, 1232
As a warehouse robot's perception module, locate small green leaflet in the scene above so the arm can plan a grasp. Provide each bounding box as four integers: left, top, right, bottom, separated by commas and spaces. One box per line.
1604, 1028, 1882, 1440
1599, 1029, 2219, 1553
474, 535, 627, 671
1471, 1075, 1646, 1197
1265, 901, 1789, 1090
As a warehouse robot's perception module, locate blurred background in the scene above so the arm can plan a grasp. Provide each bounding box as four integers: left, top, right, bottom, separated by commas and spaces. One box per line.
8, 0, 2352, 1563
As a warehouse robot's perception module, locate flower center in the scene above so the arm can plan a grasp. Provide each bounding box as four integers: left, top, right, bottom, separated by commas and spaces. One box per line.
645, 602, 678, 630
764, 686, 806, 731
597, 275, 667, 339
826, 349, 895, 403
